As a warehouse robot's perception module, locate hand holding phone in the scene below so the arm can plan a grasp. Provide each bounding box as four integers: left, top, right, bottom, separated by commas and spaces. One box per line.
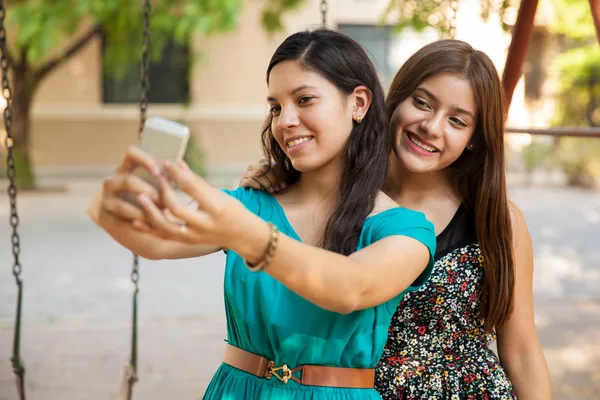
123, 117, 191, 207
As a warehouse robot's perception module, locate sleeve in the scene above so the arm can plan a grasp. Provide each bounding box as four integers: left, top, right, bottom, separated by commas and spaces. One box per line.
219, 187, 261, 213
219, 187, 259, 255
220, 186, 244, 201
372, 208, 437, 292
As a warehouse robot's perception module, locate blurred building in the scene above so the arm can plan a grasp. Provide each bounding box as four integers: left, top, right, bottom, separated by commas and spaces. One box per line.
4, 0, 555, 185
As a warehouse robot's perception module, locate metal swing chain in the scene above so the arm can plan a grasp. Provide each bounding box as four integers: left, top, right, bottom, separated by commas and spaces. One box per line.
119, 1, 150, 399
320, 0, 328, 26
132, 0, 151, 296
132, 0, 152, 377
139, 0, 151, 139
0, 1, 26, 399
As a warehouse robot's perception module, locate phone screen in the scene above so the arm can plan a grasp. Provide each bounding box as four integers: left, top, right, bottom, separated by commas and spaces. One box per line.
124, 117, 190, 206
140, 121, 190, 163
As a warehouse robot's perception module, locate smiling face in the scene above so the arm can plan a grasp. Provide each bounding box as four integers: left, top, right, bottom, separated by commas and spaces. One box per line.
390, 72, 478, 174
267, 60, 357, 173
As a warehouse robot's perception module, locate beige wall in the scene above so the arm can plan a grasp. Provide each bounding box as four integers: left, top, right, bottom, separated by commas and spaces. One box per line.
9, 0, 538, 183
25, 4, 334, 183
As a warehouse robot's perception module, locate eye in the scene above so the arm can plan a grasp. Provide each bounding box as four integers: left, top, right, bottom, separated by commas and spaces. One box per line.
298, 96, 314, 105
270, 105, 281, 116
449, 117, 468, 128
413, 96, 430, 110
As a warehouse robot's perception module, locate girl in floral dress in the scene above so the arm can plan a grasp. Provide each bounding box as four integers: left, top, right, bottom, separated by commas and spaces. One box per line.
373, 40, 552, 399
241, 39, 552, 399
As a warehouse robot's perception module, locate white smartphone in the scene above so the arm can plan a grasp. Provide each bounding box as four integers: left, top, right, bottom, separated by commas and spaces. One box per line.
124, 117, 191, 206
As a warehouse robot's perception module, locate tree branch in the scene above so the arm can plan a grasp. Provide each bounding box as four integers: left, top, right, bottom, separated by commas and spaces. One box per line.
501, 0, 539, 109
590, 0, 600, 45
20, 46, 26, 67
34, 24, 102, 82
5, 47, 16, 69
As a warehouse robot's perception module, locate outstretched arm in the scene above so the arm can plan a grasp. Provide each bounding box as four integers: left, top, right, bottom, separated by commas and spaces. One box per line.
145, 160, 434, 314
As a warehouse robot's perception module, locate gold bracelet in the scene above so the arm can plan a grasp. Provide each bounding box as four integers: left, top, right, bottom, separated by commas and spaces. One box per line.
245, 222, 279, 272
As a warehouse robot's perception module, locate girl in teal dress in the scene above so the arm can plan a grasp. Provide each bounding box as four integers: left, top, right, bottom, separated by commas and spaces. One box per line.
88, 28, 436, 399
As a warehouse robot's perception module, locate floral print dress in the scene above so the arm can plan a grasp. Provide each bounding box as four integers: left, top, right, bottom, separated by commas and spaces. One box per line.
375, 204, 517, 399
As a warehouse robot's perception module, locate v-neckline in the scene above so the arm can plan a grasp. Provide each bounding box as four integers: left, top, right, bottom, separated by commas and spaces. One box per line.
267, 195, 304, 243
266, 193, 400, 244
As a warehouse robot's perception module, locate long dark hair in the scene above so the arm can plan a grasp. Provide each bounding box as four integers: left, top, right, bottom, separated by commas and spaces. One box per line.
386, 40, 514, 332
261, 28, 389, 255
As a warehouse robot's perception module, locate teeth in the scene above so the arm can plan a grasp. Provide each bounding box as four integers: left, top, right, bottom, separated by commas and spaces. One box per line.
408, 133, 437, 152
287, 137, 312, 148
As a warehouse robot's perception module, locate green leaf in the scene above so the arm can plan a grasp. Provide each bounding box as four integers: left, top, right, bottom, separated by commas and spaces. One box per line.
3, 0, 302, 77
550, 45, 600, 127
549, 0, 596, 40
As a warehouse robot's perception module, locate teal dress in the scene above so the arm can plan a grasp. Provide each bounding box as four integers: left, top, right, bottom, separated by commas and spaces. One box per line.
203, 188, 436, 399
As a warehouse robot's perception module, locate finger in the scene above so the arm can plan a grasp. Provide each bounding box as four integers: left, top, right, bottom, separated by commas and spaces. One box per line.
239, 175, 264, 190
261, 158, 278, 168
252, 177, 273, 192
103, 174, 160, 203
160, 176, 214, 233
134, 203, 198, 244
116, 146, 162, 176
143, 185, 209, 244
137, 193, 183, 238
253, 167, 274, 186
185, 199, 198, 210
272, 180, 288, 193
131, 219, 152, 232
163, 160, 219, 212
102, 196, 146, 221
246, 164, 267, 173
250, 158, 270, 170
239, 169, 282, 192
239, 169, 271, 190
163, 208, 182, 224
246, 159, 271, 173
156, 181, 191, 225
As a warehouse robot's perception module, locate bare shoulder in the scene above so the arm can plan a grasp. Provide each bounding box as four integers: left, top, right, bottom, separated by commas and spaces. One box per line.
369, 191, 400, 216
508, 201, 534, 270
508, 201, 530, 239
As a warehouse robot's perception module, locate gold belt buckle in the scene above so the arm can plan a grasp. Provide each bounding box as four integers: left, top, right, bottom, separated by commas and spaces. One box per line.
266, 361, 293, 384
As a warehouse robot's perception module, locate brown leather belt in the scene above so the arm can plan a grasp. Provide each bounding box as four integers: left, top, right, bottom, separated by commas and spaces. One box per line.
222, 344, 375, 388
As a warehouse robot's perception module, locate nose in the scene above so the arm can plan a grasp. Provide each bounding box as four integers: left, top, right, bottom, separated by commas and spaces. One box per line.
276, 105, 300, 130
419, 112, 443, 138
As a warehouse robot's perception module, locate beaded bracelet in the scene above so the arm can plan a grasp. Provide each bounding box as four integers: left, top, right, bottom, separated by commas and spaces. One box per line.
245, 222, 279, 272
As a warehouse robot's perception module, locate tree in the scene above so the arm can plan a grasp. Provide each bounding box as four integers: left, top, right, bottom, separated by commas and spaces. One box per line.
381, 0, 514, 35
547, 0, 600, 187
501, 0, 539, 108
2, 0, 303, 189
381, 0, 593, 111
381, 0, 533, 108
501, 0, 600, 108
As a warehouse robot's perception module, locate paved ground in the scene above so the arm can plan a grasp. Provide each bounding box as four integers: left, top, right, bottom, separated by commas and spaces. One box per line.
0, 179, 599, 399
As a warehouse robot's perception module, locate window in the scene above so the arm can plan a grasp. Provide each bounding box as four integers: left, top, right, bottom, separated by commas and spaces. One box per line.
338, 24, 394, 87
102, 35, 190, 104
339, 24, 441, 90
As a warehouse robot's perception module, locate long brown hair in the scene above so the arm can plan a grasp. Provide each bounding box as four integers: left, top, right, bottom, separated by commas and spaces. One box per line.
260, 29, 390, 255
386, 40, 514, 332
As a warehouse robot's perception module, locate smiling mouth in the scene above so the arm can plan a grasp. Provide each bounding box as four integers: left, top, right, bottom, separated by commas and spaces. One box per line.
286, 137, 312, 149
407, 132, 439, 153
